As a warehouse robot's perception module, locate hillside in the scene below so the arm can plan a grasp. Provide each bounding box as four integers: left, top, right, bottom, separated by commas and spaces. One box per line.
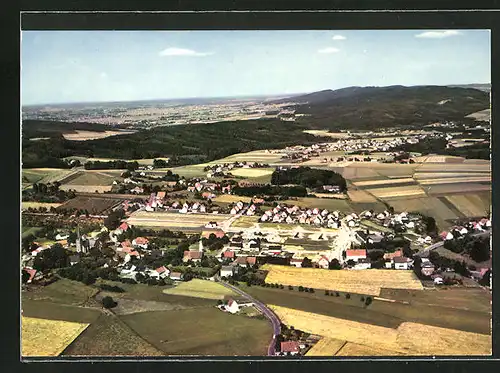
276, 85, 490, 130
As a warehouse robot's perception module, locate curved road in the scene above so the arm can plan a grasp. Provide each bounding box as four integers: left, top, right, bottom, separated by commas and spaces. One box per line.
217, 277, 280, 356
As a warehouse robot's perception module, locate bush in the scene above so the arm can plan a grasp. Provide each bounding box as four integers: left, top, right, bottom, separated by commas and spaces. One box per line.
345, 293, 351, 299
298, 286, 304, 292
361, 296, 365, 302
309, 288, 315, 293
335, 292, 340, 297
102, 296, 117, 309
325, 290, 330, 296
365, 296, 373, 306
288, 285, 293, 291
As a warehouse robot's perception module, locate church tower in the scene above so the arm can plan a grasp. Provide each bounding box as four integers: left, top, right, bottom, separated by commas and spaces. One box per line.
199, 239, 204, 253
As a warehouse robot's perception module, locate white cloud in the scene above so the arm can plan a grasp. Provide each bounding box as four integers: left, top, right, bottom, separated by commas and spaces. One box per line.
332, 35, 346, 40
99, 72, 108, 78
159, 47, 213, 57
415, 30, 462, 39
318, 47, 340, 54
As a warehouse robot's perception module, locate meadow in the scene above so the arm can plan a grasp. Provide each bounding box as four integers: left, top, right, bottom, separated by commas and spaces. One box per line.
162, 279, 237, 300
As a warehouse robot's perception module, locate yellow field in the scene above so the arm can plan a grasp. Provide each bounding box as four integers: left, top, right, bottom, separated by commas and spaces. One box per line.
22, 316, 90, 356
305, 338, 346, 356
231, 216, 260, 228
209, 150, 283, 164
445, 195, 489, 217
59, 185, 113, 193
62, 130, 137, 141
353, 178, 415, 187
414, 172, 491, 180
261, 265, 423, 296
229, 168, 274, 178
213, 195, 252, 204
336, 342, 403, 356
162, 279, 236, 300
347, 190, 378, 203
368, 185, 427, 200
22, 202, 62, 209
127, 211, 230, 228
418, 176, 491, 185
271, 306, 491, 356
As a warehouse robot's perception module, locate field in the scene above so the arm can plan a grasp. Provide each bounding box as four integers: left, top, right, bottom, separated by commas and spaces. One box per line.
57, 195, 124, 214
444, 194, 491, 217
22, 168, 76, 185
347, 189, 379, 203
209, 150, 284, 164
22, 202, 62, 210
229, 168, 274, 178
22, 316, 90, 357
212, 194, 252, 204
270, 305, 491, 355
62, 130, 137, 141
261, 264, 423, 296
282, 197, 352, 212
231, 215, 260, 228
162, 279, 237, 300
22, 278, 99, 306
353, 178, 415, 187
305, 338, 346, 356
367, 185, 427, 200
62, 314, 164, 356
127, 211, 230, 229
120, 307, 272, 356
59, 184, 113, 193
62, 171, 117, 186
335, 342, 403, 356
303, 130, 350, 139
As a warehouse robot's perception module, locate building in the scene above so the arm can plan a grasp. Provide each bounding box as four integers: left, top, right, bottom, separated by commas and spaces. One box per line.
132, 237, 149, 249
183, 250, 203, 263
345, 249, 367, 262
202, 229, 226, 239
220, 265, 235, 278
316, 256, 330, 269
421, 262, 436, 277
169, 272, 184, 281
280, 341, 301, 356
393, 256, 412, 270
225, 298, 240, 314
151, 266, 170, 279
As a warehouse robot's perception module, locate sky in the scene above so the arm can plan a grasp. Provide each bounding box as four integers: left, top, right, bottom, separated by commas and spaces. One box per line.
21, 30, 491, 105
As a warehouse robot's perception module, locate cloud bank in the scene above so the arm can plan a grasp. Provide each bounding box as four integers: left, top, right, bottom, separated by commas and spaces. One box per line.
415, 30, 462, 39
332, 35, 346, 40
159, 48, 213, 57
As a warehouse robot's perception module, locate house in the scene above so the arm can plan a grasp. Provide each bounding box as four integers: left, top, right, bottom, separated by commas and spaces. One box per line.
22, 267, 41, 283
383, 250, 403, 261
353, 258, 372, 270
316, 255, 330, 269
233, 256, 257, 267
225, 298, 240, 314
118, 222, 130, 232
169, 272, 184, 281
393, 256, 412, 270
156, 191, 166, 200
290, 258, 303, 268
152, 266, 170, 279
220, 265, 235, 278
183, 250, 203, 262
55, 233, 69, 240
280, 341, 300, 355
345, 249, 367, 262
222, 250, 235, 259
69, 254, 81, 266
132, 237, 149, 249
421, 262, 435, 277
433, 276, 444, 285
322, 185, 341, 193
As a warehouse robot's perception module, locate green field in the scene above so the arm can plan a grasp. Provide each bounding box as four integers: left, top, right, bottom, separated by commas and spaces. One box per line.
120, 307, 272, 356
22, 226, 42, 239
62, 314, 164, 356
22, 299, 102, 324
22, 278, 99, 306
162, 279, 236, 300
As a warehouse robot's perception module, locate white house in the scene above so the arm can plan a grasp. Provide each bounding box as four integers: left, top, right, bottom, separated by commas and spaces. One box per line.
55, 233, 69, 240
220, 265, 235, 278
150, 266, 170, 279
225, 299, 240, 314
445, 232, 454, 240
394, 256, 412, 270
316, 256, 330, 269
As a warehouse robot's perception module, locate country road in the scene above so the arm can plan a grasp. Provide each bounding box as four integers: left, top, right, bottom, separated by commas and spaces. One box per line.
217, 277, 281, 356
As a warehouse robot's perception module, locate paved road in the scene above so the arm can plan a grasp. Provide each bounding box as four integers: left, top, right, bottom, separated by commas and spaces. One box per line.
217, 278, 281, 356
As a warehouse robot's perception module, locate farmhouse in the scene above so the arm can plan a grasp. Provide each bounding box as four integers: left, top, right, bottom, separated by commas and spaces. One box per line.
220, 265, 235, 278
315, 255, 330, 269
169, 272, 184, 281
132, 237, 149, 249
280, 341, 301, 356
183, 250, 203, 263
394, 256, 412, 270
150, 266, 170, 279
222, 250, 235, 260
345, 249, 367, 262
225, 298, 240, 314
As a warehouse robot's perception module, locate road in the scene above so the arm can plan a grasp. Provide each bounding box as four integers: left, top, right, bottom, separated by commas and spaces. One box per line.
217, 277, 281, 356
416, 230, 491, 257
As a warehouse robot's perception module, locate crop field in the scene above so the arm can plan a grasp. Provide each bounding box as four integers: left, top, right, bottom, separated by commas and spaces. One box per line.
213, 194, 252, 204
283, 197, 352, 212
210, 150, 283, 164
418, 176, 491, 185
62, 314, 164, 356
270, 306, 491, 356
414, 172, 491, 180
22, 279, 100, 306
22, 202, 62, 210
445, 194, 491, 217
229, 168, 274, 178
57, 195, 123, 214
127, 211, 230, 228
22, 316, 90, 357
417, 163, 490, 173
63, 171, 117, 186
231, 215, 260, 228
120, 307, 272, 356
303, 130, 350, 139
424, 183, 491, 196
59, 184, 114, 193
339, 166, 383, 180
367, 185, 427, 200
22, 168, 76, 185
353, 178, 416, 188
261, 265, 423, 296
335, 342, 403, 356
162, 279, 237, 300
305, 338, 346, 356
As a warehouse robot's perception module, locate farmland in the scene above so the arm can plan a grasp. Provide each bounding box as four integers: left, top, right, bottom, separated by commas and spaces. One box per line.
22, 168, 76, 185
162, 279, 237, 300
22, 278, 99, 306
335, 342, 403, 356
62, 130, 137, 141
305, 337, 346, 356
229, 168, 274, 178
57, 195, 124, 214
22, 202, 62, 210
261, 264, 423, 296
126, 211, 230, 229
213, 194, 252, 204
231, 216, 260, 228
62, 171, 117, 186
22, 316, 90, 357
62, 314, 164, 356
270, 305, 491, 356
120, 307, 272, 356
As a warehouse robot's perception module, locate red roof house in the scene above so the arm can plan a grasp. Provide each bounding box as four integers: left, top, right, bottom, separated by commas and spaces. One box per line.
281, 341, 300, 354
223, 251, 235, 259
183, 250, 203, 262
202, 230, 225, 239
23, 268, 38, 283
119, 222, 130, 231
133, 237, 149, 246
345, 249, 367, 260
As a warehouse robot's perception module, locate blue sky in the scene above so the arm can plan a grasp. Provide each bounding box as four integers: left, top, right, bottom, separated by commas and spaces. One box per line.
21, 30, 491, 105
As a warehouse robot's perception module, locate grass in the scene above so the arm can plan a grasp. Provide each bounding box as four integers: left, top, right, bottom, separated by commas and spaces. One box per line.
21, 299, 102, 324
22, 278, 99, 306
213, 195, 252, 204
261, 264, 423, 296
120, 307, 272, 356
21, 226, 42, 239
282, 197, 352, 212
63, 171, 117, 186
231, 216, 260, 228
360, 220, 393, 233
22, 316, 90, 357
62, 314, 164, 356
126, 211, 230, 229
367, 185, 427, 200
162, 279, 237, 300
57, 195, 124, 214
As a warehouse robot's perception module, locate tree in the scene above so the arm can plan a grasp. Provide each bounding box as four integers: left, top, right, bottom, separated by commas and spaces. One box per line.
346, 259, 355, 267
288, 285, 294, 291
309, 288, 315, 293
345, 293, 351, 299
22, 270, 31, 284
469, 238, 490, 262
335, 292, 340, 297
328, 258, 342, 270
302, 257, 313, 268
325, 290, 330, 295
479, 270, 491, 287
102, 296, 117, 309
365, 296, 373, 306
298, 286, 304, 292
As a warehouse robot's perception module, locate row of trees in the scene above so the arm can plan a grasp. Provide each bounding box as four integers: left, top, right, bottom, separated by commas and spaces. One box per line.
23, 182, 76, 203
271, 166, 347, 192
84, 160, 139, 171
443, 235, 490, 263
